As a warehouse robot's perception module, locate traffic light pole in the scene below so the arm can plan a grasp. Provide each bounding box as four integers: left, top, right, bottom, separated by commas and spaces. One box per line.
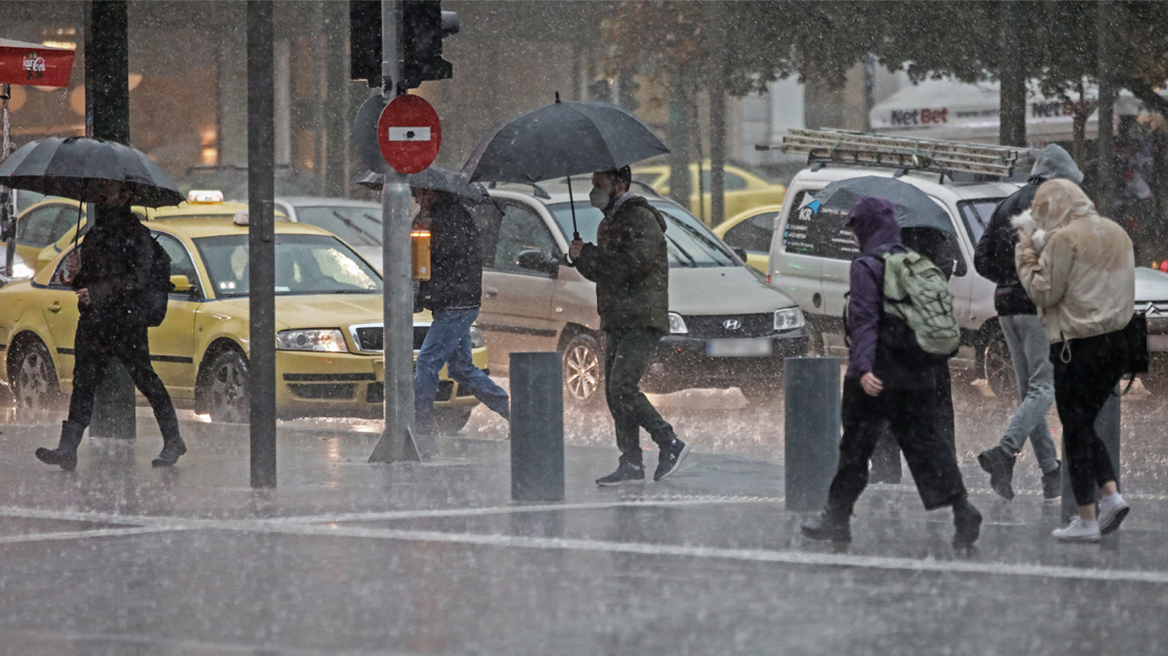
369, 0, 434, 463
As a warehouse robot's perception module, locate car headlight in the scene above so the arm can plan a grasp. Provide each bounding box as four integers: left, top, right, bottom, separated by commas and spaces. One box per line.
774, 308, 805, 331
276, 328, 349, 352
469, 325, 486, 349
669, 312, 688, 334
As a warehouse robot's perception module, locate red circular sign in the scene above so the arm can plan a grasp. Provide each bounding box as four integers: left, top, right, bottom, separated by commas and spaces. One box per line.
377, 94, 442, 174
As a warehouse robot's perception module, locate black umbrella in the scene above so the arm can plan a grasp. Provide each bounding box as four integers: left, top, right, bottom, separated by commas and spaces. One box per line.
812, 176, 955, 234
0, 136, 185, 244
461, 93, 669, 238
357, 166, 487, 201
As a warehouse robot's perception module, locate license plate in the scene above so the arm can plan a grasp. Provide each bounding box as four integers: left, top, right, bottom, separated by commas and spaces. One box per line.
706, 338, 773, 357
1149, 335, 1168, 352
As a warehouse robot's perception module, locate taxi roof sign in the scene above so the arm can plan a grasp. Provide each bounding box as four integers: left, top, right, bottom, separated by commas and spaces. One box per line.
187, 190, 224, 204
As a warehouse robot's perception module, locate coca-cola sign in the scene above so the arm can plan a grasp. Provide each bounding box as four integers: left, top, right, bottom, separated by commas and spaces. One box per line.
0, 38, 76, 88
22, 53, 46, 80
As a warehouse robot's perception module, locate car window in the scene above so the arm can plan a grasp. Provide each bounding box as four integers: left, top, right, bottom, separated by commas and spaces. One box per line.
292, 205, 382, 247
152, 232, 200, 291
781, 189, 858, 260
49, 246, 76, 287
492, 202, 558, 276
699, 169, 748, 192
18, 206, 68, 249
194, 234, 381, 297
958, 199, 1001, 245
546, 200, 739, 268
722, 212, 776, 253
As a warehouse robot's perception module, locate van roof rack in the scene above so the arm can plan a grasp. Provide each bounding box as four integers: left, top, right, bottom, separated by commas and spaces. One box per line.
764, 129, 1033, 178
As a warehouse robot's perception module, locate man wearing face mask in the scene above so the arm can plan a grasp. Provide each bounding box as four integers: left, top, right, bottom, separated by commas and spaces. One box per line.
34, 180, 186, 471
411, 188, 510, 436
569, 166, 690, 486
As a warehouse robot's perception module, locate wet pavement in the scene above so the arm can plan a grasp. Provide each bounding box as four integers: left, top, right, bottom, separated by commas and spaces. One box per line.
1, 385, 1168, 655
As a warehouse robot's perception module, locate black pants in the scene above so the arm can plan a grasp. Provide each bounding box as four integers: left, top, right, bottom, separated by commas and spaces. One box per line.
1051, 331, 1124, 506
827, 377, 967, 514
871, 366, 957, 481
604, 328, 673, 467
68, 319, 180, 441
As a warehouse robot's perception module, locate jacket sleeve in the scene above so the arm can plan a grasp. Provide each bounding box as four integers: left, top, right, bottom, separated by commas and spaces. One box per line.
973, 201, 1017, 285
88, 231, 154, 309
574, 213, 658, 285
846, 258, 882, 377
1015, 234, 1072, 311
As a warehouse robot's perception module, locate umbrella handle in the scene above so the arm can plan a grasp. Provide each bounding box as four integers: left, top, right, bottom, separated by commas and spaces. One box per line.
74, 182, 84, 245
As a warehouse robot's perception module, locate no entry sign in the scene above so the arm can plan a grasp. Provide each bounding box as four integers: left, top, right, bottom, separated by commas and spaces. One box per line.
377, 94, 441, 174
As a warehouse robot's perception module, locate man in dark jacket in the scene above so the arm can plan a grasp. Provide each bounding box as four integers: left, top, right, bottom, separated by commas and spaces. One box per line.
973, 145, 1081, 501
801, 196, 981, 548
35, 181, 186, 471
412, 188, 509, 435
569, 166, 690, 486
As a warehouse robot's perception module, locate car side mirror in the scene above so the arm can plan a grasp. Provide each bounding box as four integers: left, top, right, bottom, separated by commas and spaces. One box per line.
731, 247, 748, 262
517, 249, 560, 276
170, 274, 196, 295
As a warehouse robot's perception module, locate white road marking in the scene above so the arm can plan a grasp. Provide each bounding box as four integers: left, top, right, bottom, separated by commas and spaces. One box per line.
0, 526, 172, 545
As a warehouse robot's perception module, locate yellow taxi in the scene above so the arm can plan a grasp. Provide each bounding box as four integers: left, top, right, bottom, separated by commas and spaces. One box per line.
712, 204, 783, 273
0, 191, 292, 275
631, 161, 786, 224
0, 216, 485, 432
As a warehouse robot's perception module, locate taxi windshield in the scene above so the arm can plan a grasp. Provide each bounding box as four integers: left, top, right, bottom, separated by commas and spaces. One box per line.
194, 234, 383, 298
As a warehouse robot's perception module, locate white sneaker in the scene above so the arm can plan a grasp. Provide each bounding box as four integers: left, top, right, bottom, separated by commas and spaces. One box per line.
1097, 493, 1131, 535
1053, 517, 1101, 542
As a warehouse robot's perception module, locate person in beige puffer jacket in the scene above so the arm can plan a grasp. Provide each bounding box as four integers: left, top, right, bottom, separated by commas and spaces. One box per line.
1015, 179, 1134, 542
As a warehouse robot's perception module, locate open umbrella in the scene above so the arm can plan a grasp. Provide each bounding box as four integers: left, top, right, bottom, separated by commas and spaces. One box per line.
461, 93, 668, 238
357, 166, 487, 201
0, 136, 185, 244
812, 175, 955, 234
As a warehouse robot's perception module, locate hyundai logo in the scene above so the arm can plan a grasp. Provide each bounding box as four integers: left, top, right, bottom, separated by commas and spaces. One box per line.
723, 319, 742, 331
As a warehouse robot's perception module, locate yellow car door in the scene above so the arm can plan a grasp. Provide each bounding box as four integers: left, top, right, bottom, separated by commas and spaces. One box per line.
39, 248, 82, 384
146, 232, 200, 399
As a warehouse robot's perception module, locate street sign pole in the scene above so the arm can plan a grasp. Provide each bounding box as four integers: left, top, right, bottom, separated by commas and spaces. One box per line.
369, 0, 432, 462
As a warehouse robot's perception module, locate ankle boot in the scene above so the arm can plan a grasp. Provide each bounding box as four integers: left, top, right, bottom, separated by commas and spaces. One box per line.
152, 434, 187, 468
35, 421, 84, 471
952, 497, 983, 549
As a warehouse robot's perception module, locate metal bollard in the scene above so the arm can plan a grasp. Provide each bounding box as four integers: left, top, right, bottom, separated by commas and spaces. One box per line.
785, 357, 842, 512
510, 352, 565, 502
1061, 386, 1121, 521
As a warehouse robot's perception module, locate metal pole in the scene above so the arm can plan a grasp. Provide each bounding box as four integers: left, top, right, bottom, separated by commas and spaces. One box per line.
2, 83, 14, 279
369, 0, 432, 463
510, 352, 564, 502
248, 0, 277, 488
784, 357, 842, 512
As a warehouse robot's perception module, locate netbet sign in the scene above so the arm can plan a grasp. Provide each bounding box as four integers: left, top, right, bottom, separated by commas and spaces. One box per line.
890, 108, 950, 126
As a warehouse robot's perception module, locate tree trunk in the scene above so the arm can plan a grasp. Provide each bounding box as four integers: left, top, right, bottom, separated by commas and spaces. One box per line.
998, 0, 1027, 147
1097, 0, 1115, 214
668, 67, 693, 208
708, 0, 727, 227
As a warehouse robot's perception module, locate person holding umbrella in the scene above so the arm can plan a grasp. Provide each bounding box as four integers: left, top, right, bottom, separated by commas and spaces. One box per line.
568, 166, 690, 486
411, 181, 510, 436
36, 179, 186, 470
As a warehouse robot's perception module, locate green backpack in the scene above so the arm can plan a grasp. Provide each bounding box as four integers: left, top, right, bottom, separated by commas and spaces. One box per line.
881, 250, 960, 359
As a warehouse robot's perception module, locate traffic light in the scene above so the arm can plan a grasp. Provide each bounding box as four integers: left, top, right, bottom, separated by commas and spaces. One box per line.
349, 0, 459, 89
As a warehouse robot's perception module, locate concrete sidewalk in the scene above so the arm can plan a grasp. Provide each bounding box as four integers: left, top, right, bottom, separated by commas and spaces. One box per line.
1, 418, 1167, 655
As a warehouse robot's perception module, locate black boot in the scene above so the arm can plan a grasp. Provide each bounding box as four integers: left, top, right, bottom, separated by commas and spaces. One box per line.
152, 435, 187, 467
977, 445, 1015, 500
952, 497, 983, 549
801, 508, 852, 543
35, 421, 84, 471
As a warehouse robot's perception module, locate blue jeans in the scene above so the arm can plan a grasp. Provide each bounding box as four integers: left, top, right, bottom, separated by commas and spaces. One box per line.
414, 307, 509, 433
998, 314, 1058, 473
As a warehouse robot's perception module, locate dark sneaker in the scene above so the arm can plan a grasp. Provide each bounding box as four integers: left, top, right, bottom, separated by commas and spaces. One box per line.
1042, 461, 1062, 504
977, 446, 1015, 501
653, 438, 691, 482
596, 462, 646, 487
801, 512, 851, 543
952, 499, 983, 549
151, 439, 188, 468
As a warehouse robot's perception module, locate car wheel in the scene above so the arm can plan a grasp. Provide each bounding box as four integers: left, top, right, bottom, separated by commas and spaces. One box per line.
11, 338, 60, 412
202, 351, 250, 423
562, 332, 603, 406
983, 337, 1018, 400
432, 408, 474, 435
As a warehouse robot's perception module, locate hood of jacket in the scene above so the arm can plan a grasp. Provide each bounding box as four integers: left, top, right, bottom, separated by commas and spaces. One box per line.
619, 195, 667, 232
1010, 179, 1096, 253
846, 196, 901, 253
1029, 144, 1084, 185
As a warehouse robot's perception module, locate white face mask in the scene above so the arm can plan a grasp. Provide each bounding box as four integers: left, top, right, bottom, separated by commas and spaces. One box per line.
589, 186, 612, 210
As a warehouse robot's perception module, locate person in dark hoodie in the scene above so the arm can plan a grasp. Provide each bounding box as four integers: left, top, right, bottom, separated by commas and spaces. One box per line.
569, 166, 690, 486
802, 196, 981, 548
412, 188, 510, 436
973, 145, 1082, 502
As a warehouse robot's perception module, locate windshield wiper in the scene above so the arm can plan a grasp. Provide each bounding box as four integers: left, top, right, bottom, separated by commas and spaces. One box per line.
331, 210, 381, 246
665, 233, 698, 267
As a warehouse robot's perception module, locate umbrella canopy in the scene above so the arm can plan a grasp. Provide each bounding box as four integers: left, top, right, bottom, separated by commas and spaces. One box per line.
0, 136, 185, 207
357, 166, 487, 201
461, 94, 669, 183
813, 176, 955, 234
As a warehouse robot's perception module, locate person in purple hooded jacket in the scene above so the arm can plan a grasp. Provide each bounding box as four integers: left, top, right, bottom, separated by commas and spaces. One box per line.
801, 196, 982, 549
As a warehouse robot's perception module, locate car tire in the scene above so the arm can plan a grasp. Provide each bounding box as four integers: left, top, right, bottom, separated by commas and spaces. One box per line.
432, 408, 474, 435
982, 337, 1018, 400
562, 332, 604, 407
10, 338, 60, 412
201, 350, 250, 423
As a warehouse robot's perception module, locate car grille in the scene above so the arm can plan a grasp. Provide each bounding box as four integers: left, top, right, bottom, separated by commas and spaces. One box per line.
366, 380, 455, 403
682, 313, 774, 339
288, 383, 355, 400
350, 324, 429, 352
